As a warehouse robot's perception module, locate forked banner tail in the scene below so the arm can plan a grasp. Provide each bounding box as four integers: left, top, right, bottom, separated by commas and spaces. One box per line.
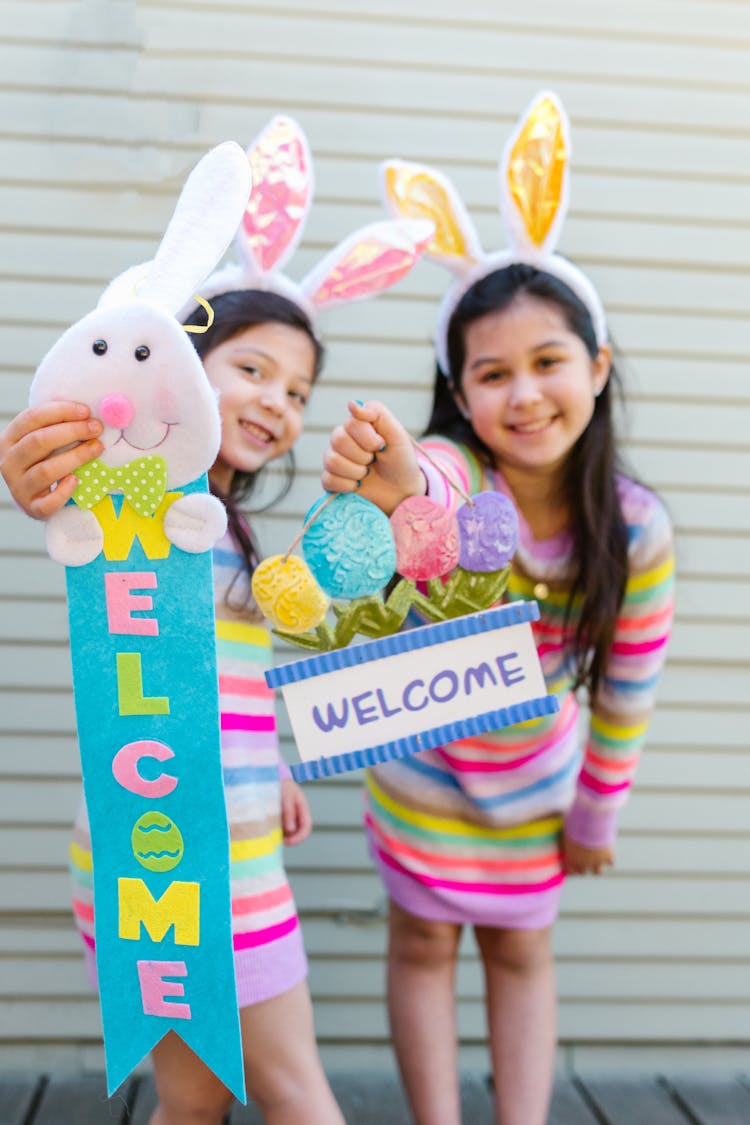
267, 602, 559, 781
65, 479, 244, 1099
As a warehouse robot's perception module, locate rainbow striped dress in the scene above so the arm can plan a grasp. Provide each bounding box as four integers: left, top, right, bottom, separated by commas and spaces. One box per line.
365, 438, 675, 929
70, 527, 307, 1007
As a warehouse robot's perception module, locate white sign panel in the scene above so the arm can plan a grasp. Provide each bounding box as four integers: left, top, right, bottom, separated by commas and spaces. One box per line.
266, 602, 558, 781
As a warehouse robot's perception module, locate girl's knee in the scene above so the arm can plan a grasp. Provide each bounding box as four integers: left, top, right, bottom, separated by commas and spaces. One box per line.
475, 925, 554, 975
388, 903, 461, 966
245, 1066, 339, 1123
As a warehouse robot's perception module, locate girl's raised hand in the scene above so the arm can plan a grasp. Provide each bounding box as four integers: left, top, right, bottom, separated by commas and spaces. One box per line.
321, 399, 425, 515
0, 402, 103, 520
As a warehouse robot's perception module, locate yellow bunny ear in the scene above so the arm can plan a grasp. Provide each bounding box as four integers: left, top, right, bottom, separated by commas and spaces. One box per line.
381, 160, 482, 274
501, 92, 569, 254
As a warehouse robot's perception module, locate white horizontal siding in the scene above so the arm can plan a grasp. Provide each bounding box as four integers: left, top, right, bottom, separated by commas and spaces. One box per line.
0, 0, 748, 1071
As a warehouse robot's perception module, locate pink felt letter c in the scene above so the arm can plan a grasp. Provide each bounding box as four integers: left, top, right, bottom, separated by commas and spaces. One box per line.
137, 960, 191, 1019
112, 740, 178, 798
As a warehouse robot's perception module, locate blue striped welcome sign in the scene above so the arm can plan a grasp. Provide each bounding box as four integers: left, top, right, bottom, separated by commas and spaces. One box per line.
266, 602, 559, 782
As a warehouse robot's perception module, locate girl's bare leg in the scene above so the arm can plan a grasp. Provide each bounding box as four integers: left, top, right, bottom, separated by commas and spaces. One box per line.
149, 980, 342, 1125
386, 900, 463, 1125
149, 1031, 234, 1125
474, 924, 556, 1125
241, 979, 344, 1125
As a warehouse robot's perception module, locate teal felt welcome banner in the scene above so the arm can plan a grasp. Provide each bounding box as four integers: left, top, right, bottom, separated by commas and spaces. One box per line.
65, 479, 244, 1100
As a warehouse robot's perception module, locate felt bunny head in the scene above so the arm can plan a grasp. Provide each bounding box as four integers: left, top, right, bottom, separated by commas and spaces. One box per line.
194, 115, 435, 325
380, 91, 607, 375
30, 142, 253, 494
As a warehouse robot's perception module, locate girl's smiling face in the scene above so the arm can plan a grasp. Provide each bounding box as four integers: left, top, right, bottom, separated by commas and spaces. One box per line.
455, 294, 611, 486
204, 321, 316, 492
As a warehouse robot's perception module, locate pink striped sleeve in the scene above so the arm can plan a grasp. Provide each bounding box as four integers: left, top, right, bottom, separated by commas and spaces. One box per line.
565, 486, 675, 848
418, 437, 485, 512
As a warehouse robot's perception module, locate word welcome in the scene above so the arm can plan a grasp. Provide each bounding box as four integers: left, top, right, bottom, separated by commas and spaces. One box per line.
312, 652, 525, 732
108, 565, 197, 1017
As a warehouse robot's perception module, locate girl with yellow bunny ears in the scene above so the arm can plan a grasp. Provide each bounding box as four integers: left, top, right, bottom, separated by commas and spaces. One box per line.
321, 93, 675, 1125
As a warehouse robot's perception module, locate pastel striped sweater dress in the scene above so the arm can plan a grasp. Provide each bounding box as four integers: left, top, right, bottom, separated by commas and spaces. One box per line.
365, 438, 675, 929
70, 526, 307, 1007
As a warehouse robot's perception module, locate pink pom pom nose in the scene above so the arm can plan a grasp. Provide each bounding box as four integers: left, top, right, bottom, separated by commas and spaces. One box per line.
99, 393, 134, 429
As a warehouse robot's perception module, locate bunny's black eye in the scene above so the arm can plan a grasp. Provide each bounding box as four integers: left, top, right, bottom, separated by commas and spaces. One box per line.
92, 339, 108, 356
134, 345, 150, 362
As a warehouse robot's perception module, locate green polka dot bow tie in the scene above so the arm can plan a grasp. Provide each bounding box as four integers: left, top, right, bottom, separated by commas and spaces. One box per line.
72, 455, 169, 517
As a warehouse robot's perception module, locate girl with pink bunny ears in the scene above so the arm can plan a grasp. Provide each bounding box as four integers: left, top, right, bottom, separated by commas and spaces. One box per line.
0, 116, 432, 1125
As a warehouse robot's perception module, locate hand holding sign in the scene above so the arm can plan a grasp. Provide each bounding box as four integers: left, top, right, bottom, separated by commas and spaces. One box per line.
251, 437, 557, 781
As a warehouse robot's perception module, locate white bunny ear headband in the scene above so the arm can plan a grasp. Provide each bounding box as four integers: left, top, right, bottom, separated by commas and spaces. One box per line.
195, 115, 434, 328
380, 91, 607, 375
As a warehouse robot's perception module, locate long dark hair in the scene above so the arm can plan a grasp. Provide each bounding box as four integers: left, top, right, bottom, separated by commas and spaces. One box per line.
428, 263, 629, 701
190, 288, 324, 585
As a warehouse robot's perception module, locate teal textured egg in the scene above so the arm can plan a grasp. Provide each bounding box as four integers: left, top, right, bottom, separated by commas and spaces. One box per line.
302, 493, 396, 598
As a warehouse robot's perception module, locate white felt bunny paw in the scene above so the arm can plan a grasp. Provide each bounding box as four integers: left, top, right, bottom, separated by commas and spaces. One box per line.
46, 506, 105, 567
163, 493, 228, 554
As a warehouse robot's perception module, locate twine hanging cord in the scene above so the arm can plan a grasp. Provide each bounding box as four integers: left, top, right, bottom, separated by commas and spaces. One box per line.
282, 424, 474, 561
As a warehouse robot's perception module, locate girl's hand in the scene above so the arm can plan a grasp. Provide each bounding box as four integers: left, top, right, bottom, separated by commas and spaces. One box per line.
0, 403, 104, 519
280, 778, 313, 846
562, 832, 614, 876
321, 399, 426, 515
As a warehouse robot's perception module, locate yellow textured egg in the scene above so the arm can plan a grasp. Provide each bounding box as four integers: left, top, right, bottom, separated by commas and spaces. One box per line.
251, 554, 330, 633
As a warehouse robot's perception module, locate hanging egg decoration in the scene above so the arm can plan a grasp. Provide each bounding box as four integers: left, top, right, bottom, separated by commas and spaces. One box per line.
251, 554, 330, 634
252, 476, 521, 650
456, 491, 519, 572
302, 492, 397, 599
390, 495, 460, 580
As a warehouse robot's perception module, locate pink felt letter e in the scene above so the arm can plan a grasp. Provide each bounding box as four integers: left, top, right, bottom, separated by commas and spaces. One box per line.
105, 572, 159, 636
137, 960, 191, 1019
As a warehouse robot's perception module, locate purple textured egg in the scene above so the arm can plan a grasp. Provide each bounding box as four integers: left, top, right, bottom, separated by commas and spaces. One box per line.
390, 495, 460, 580
456, 491, 519, 572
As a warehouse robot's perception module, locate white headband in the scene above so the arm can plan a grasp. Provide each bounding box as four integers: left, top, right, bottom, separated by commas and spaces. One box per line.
195, 115, 434, 329
380, 91, 607, 375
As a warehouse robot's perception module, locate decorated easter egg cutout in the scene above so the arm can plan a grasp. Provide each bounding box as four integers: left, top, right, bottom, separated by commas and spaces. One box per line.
252, 554, 330, 633
302, 493, 396, 598
457, 492, 519, 572
131, 811, 184, 873
390, 495, 460, 580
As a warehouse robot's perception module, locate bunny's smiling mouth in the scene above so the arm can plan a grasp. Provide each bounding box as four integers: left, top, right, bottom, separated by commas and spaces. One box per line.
112, 422, 176, 452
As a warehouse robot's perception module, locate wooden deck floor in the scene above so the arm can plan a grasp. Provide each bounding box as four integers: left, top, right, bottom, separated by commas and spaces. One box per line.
2, 1070, 750, 1124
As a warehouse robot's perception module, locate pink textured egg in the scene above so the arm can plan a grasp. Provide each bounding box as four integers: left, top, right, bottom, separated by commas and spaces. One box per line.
457, 491, 519, 572
390, 496, 460, 580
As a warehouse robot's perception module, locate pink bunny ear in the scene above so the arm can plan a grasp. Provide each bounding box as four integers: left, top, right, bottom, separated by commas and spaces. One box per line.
237, 116, 313, 276
300, 218, 434, 310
